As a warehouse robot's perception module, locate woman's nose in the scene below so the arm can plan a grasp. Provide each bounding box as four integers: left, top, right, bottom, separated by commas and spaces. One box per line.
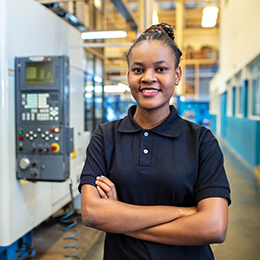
141, 69, 156, 83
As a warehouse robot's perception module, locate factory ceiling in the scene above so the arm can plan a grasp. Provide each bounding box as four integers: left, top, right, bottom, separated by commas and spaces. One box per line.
37, 0, 220, 84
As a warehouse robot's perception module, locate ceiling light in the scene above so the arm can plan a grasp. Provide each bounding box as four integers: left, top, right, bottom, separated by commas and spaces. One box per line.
94, 76, 103, 83
201, 6, 219, 28
85, 84, 130, 93
81, 30, 127, 40
152, 10, 159, 25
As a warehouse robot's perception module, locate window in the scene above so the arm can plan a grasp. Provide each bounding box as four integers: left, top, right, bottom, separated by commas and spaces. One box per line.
248, 56, 260, 117
234, 71, 243, 117
84, 51, 105, 132
252, 64, 260, 116
226, 79, 232, 116
232, 86, 236, 116
199, 64, 218, 101
185, 64, 195, 94
227, 78, 240, 117
84, 73, 94, 132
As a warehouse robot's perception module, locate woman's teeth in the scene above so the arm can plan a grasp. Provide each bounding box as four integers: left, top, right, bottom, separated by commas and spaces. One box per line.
142, 89, 158, 93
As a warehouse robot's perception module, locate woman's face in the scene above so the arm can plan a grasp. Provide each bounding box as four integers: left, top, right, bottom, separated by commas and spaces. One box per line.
127, 40, 182, 114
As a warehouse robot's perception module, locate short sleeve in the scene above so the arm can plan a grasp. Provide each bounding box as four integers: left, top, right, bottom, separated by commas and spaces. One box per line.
78, 126, 106, 193
195, 130, 231, 205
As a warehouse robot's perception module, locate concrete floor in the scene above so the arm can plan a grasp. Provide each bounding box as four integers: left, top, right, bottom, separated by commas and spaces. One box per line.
32, 141, 260, 260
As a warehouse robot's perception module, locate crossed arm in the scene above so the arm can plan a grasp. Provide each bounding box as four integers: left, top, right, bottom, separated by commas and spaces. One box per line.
81, 176, 228, 246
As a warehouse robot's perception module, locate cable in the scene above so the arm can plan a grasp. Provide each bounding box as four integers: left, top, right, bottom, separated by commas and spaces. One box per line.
60, 177, 80, 259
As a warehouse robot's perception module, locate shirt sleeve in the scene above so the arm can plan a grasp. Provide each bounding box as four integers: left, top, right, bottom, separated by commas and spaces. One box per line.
78, 126, 107, 193
195, 129, 231, 205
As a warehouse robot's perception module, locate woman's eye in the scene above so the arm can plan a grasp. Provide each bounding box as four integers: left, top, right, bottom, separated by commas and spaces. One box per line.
133, 68, 143, 73
157, 67, 167, 72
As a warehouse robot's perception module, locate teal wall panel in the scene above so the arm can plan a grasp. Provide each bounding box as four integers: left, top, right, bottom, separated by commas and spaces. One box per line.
210, 114, 217, 134
226, 117, 260, 168
220, 92, 227, 139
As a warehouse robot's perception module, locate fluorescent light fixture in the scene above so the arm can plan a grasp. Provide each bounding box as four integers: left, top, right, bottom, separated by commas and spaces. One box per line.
85, 93, 93, 99
65, 13, 79, 24
81, 30, 127, 40
152, 10, 159, 25
94, 76, 103, 83
85, 83, 130, 94
117, 83, 130, 92
201, 6, 219, 28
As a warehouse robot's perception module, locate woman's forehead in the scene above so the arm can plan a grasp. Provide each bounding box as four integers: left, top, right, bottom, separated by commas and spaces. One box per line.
128, 41, 176, 63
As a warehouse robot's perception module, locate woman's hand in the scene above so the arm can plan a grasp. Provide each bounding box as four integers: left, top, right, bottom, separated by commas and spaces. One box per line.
95, 175, 118, 200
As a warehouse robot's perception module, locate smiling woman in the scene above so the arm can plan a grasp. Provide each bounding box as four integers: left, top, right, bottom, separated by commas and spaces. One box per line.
79, 22, 231, 260
127, 40, 182, 128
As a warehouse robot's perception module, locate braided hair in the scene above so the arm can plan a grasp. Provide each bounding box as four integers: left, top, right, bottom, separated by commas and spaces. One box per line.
126, 22, 182, 68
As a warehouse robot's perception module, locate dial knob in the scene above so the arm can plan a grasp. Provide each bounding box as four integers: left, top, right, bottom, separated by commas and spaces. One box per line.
19, 158, 30, 170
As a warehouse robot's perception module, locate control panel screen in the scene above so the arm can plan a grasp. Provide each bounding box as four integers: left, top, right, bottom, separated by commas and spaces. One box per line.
21, 93, 59, 122
25, 61, 54, 85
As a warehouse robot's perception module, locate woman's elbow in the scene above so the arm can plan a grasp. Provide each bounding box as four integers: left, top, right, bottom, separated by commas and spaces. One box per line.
81, 207, 95, 227
214, 226, 227, 243
209, 222, 228, 243
81, 202, 102, 228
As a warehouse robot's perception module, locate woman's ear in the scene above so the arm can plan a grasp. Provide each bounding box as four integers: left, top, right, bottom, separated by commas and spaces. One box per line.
175, 66, 182, 86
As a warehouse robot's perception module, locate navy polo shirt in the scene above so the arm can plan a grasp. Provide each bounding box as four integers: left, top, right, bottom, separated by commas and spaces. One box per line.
79, 105, 231, 260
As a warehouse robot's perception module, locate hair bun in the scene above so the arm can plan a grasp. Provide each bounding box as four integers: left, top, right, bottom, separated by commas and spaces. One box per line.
158, 22, 175, 40
144, 22, 175, 41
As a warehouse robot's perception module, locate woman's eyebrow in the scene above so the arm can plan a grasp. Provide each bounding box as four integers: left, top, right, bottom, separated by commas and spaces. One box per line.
132, 61, 168, 66
153, 60, 168, 65
132, 62, 143, 66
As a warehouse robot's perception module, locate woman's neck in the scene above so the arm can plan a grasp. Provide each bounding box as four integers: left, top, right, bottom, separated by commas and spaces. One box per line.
133, 106, 171, 129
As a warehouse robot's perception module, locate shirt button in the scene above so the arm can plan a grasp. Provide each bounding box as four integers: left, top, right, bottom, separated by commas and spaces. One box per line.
143, 149, 149, 154
144, 132, 149, 137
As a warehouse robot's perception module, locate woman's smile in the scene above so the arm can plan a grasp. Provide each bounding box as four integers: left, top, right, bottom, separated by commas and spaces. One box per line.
140, 88, 160, 97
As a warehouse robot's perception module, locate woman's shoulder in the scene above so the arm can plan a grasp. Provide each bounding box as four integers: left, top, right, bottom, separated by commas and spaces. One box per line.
93, 118, 126, 141
98, 117, 125, 131
180, 117, 216, 143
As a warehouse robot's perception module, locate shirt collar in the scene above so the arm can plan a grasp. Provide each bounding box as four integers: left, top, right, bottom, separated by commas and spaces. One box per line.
118, 105, 183, 138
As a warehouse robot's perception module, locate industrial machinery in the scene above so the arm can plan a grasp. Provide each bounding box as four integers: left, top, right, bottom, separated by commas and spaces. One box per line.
15, 56, 74, 181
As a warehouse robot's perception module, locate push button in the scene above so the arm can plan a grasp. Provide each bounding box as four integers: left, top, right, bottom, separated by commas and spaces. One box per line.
144, 132, 149, 137
143, 149, 149, 154
51, 143, 60, 153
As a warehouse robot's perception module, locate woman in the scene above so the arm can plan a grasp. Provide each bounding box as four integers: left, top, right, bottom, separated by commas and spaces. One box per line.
79, 22, 231, 260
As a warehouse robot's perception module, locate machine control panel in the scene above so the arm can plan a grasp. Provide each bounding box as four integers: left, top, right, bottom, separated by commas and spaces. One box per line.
15, 56, 73, 181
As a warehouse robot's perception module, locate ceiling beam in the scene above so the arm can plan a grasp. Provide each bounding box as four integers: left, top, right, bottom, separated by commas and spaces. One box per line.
110, 0, 138, 32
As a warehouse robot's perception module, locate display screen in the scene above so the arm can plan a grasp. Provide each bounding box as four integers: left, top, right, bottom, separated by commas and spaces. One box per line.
25, 61, 54, 85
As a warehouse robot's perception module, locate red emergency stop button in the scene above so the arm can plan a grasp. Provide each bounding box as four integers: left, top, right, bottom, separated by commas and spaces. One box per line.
51, 143, 60, 153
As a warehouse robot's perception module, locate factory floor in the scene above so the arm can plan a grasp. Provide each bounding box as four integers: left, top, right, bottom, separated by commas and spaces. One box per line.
32, 140, 260, 260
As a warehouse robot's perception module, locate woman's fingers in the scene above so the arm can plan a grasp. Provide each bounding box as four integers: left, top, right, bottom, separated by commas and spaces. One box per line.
95, 176, 118, 200
96, 185, 108, 199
